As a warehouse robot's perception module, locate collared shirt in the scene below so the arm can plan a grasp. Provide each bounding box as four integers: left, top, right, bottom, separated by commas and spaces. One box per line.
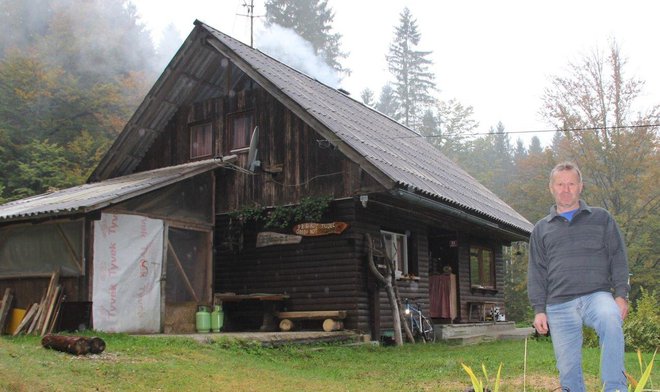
527, 200, 629, 314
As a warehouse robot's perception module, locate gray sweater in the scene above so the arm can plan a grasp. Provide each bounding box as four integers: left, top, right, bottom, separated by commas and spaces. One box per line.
527, 200, 629, 314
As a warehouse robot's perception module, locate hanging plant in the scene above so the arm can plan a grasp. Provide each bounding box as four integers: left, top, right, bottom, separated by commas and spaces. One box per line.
227, 196, 333, 230
264, 196, 333, 229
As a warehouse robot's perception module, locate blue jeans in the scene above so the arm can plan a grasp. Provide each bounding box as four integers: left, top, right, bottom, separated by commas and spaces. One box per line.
546, 291, 626, 392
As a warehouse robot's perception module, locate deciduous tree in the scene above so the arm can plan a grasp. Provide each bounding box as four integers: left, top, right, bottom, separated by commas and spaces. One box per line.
540, 40, 660, 298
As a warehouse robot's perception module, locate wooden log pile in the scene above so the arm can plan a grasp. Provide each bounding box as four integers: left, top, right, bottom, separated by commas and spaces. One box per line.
6, 269, 66, 336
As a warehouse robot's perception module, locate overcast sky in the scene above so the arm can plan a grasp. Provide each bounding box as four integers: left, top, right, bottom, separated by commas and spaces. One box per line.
133, 0, 660, 146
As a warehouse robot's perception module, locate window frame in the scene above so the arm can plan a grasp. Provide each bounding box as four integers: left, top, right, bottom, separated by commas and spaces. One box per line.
189, 122, 213, 160
381, 230, 409, 278
469, 245, 495, 289
227, 110, 254, 153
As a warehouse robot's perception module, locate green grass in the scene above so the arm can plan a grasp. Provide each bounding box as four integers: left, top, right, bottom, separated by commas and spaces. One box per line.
0, 333, 656, 391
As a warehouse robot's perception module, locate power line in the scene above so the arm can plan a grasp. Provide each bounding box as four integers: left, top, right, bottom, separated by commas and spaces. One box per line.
316, 123, 660, 144
469, 123, 660, 137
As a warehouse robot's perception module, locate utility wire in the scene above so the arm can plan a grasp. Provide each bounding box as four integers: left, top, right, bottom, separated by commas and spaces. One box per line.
315, 123, 660, 143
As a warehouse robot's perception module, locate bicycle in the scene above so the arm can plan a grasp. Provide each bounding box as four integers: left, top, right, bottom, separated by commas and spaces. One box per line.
403, 298, 436, 343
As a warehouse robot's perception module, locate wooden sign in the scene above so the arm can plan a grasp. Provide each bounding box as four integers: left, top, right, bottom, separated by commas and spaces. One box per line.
256, 232, 302, 247
292, 222, 349, 237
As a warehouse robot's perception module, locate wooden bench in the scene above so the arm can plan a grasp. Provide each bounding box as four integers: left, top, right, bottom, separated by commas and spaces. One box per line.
275, 310, 347, 332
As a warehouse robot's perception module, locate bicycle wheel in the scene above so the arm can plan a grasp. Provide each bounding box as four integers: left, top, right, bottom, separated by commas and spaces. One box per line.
421, 317, 435, 343
409, 318, 424, 342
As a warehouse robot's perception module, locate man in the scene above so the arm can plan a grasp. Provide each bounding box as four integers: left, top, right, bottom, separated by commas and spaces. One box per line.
528, 162, 629, 392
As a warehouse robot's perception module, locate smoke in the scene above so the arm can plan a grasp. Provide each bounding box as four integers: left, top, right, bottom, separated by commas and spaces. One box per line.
256, 23, 340, 89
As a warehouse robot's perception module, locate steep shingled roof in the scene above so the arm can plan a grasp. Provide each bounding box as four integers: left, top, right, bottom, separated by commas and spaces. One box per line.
198, 22, 532, 234
87, 20, 532, 235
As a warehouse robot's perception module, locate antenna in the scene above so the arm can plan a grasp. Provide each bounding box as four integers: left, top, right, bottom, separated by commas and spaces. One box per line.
247, 126, 260, 172
241, 0, 255, 47
238, 0, 265, 48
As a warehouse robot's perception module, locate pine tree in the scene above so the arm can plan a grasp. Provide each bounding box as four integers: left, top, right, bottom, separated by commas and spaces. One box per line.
386, 7, 436, 129
360, 88, 375, 107
375, 84, 398, 118
264, 0, 348, 75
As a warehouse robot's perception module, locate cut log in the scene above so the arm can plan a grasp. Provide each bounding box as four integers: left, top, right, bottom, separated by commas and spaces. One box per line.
279, 318, 295, 332
87, 337, 106, 354
42, 334, 90, 356
322, 319, 343, 332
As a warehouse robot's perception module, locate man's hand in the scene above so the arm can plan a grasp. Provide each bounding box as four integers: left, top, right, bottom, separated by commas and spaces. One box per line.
615, 297, 628, 320
533, 312, 549, 335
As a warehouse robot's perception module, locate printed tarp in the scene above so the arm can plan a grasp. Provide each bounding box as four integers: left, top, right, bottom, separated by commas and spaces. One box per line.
92, 213, 163, 333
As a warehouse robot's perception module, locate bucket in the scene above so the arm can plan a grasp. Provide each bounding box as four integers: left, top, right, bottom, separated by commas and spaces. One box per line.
6, 308, 26, 334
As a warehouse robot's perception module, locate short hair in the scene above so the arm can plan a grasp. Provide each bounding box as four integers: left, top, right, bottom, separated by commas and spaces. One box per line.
549, 161, 582, 184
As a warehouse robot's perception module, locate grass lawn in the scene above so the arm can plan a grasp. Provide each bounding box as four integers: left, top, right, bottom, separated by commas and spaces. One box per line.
0, 333, 656, 391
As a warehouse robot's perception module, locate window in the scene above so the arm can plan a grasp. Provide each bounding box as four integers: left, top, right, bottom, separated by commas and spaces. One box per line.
190, 122, 213, 159
470, 246, 495, 288
381, 230, 409, 277
228, 111, 254, 151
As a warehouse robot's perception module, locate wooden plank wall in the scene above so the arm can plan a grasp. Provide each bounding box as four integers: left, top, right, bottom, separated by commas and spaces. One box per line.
214, 199, 370, 332
352, 199, 431, 335
456, 234, 506, 322
0, 277, 81, 309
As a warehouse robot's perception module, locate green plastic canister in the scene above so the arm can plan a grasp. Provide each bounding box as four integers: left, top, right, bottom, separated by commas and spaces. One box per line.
211, 304, 224, 332
196, 305, 211, 333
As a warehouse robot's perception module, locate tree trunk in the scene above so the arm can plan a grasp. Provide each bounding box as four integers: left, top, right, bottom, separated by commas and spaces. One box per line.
365, 233, 415, 345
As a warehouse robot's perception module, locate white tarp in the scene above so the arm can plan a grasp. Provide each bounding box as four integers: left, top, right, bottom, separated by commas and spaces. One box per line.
92, 213, 163, 333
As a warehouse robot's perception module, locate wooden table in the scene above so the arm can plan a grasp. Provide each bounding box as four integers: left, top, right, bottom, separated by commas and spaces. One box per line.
214, 293, 289, 332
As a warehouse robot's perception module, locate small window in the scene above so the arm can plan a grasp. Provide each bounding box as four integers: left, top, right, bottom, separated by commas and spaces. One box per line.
470, 246, 495, 288
228, 111, 254, 151
190, 122, 213, 159
381, 230, 409, 277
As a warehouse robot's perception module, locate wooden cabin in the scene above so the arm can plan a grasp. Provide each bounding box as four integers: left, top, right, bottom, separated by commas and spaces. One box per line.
0, 20, 533, 339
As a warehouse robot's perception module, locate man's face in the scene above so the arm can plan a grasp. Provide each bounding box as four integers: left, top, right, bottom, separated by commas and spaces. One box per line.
550, 169, 583, 212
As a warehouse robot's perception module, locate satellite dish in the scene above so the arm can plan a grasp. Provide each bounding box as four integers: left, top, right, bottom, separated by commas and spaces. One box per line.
247, 126, 260, 172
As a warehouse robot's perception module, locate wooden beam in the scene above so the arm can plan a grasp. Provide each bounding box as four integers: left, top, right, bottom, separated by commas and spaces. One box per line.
55, 223, 83, 273
167, 241, 199, 303
275, 310, 347, 320
0, 288, 14, 334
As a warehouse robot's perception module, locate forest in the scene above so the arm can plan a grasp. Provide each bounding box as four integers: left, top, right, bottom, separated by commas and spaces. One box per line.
0, 0, 657, 322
